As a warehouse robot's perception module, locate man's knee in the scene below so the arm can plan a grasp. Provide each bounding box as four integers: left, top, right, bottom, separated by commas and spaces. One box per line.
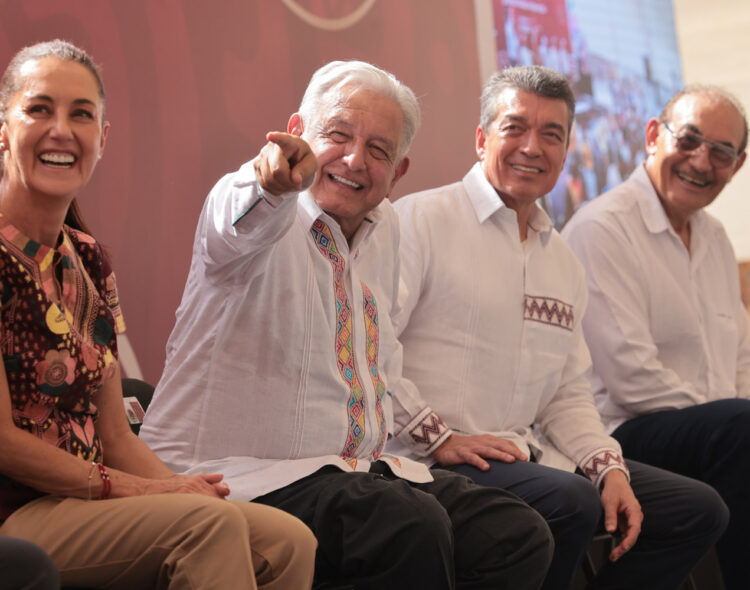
317, 475, 455, 559
355, 479, 454, 544
461, 495, 553, 587
0, 536, 60, 590
676, 480, 730, 544
551, 474, 602, 534
515, 505, 555, 566
314, 477, 455, 586
449, 483, 554, 576
635, 466, 729, 548
494, 496, 554, 562
713, 399, 750, 446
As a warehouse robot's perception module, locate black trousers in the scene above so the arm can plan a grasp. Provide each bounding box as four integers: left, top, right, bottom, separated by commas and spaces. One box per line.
255, 462, 553, 590
613, 398, 750, 590
450, 459, 727, 590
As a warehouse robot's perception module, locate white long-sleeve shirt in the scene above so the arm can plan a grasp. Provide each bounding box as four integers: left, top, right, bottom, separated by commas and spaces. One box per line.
390, 163, 626, 487
140, 161, 431, 500
562, 164, 750, 432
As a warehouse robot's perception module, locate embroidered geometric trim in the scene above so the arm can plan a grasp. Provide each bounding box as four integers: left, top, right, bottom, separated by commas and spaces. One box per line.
380, 453, 402, 468
405, 408, 450, 453
524, 295, 574, 331
310, 220, 366, 459
361, 282, 387, 460
580, 448, 629, 487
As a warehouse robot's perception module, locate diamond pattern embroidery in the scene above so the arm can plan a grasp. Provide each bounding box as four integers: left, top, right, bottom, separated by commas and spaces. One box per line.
361, 284, 387, 459
310, 220, 366, 459
523, 295, 574, 331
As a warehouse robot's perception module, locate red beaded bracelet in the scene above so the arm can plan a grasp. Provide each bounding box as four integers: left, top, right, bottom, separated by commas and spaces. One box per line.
97, 463, 111, 500
87, 462, 111, 500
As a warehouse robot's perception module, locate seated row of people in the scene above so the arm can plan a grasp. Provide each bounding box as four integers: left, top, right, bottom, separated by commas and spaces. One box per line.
0, 39, 747, 590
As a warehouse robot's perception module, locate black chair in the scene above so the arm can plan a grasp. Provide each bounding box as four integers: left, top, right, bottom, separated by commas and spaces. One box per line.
577, 533, 713, 590
121, 377, 155, 435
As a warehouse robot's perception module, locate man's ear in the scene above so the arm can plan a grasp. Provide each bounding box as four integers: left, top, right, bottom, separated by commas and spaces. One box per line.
288, 113, 304, 137
475, 125, 487, 162
730, 150, 747, 178
386, 157, 410, 198
645, 118, 661, 156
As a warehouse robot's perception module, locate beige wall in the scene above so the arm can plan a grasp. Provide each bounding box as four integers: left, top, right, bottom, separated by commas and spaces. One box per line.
673, 0, 750, 261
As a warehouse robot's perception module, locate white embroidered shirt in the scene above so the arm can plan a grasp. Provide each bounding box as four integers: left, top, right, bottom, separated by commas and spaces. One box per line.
390, 163, 627, 486
140, 161, 431, 500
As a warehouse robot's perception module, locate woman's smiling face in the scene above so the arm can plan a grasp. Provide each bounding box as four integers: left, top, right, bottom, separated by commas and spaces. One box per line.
0, 57, 108, 201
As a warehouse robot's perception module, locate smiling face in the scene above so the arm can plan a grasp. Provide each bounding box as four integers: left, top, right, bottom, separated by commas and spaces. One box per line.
645, 91, 746, 228
476, 88, 569, 213
289, 86, 409, 240
0, 57, 108, 203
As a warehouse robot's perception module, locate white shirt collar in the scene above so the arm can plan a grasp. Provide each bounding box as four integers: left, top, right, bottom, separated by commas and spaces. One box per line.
298, 190, 384, 250
463, 162, 554, 235
634, 163, 709, 238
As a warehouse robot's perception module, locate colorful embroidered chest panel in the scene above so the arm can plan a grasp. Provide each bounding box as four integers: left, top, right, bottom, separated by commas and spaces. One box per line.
310, 219, 387, 462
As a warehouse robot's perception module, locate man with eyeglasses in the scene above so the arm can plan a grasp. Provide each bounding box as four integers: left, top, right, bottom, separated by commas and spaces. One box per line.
563, 85, 750, 589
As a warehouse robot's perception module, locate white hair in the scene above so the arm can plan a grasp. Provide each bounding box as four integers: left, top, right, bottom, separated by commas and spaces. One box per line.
298, 60, 420, 160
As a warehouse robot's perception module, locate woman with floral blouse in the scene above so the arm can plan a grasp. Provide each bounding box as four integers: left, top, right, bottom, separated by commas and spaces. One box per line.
0, 39, 315, 590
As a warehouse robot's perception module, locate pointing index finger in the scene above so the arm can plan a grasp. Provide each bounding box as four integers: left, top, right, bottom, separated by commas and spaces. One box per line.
266, 131, 317, 190
266, 131, 307, 160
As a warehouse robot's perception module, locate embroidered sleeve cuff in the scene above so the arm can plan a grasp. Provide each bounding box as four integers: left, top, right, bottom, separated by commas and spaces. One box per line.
580, 448, 630, 489
396, 408, 452, 456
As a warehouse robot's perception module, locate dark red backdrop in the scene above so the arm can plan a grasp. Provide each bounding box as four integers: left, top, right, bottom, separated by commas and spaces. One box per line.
0, 0, 483, 382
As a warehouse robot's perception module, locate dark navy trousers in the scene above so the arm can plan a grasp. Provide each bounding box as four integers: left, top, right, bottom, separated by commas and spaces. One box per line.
449, 456, 727, 590
614, 398, 750, 590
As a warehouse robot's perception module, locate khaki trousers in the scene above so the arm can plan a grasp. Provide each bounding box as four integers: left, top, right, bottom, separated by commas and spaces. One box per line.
0, 494, 316, 590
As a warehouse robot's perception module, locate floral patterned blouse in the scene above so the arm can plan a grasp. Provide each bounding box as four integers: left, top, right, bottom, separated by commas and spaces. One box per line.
0, 214, 125, 520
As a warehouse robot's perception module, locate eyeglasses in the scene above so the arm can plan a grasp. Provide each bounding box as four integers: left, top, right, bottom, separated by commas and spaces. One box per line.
662, 122, 738, 168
